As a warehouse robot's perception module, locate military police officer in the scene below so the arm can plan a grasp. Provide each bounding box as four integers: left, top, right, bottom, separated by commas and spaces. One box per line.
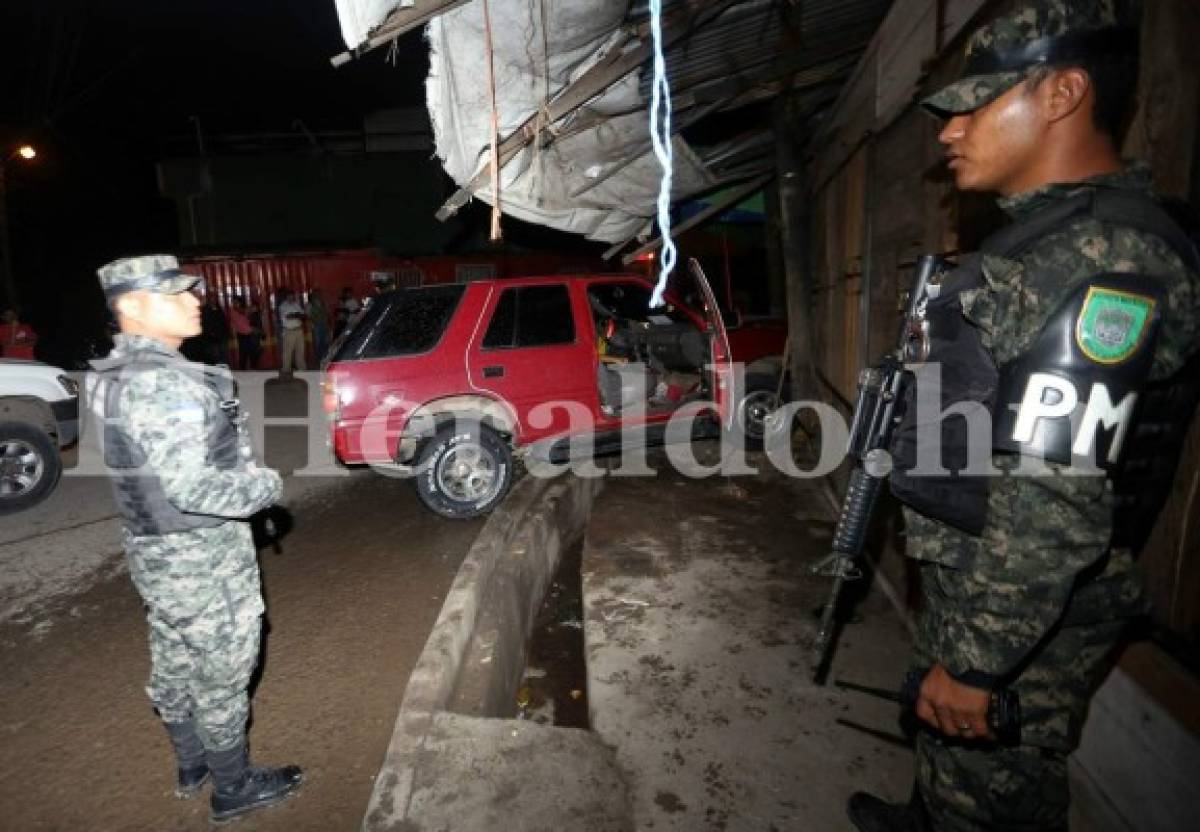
852, 2, 1200, 830
91, 255, 303, 824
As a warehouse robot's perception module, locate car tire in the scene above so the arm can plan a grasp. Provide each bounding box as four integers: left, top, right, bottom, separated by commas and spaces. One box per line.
736, 373, 786, 450
413, 423, 514, 519
0, 421, 62, 515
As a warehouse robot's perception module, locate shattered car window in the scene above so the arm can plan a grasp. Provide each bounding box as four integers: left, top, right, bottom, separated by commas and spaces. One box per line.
333, 285, 466, 360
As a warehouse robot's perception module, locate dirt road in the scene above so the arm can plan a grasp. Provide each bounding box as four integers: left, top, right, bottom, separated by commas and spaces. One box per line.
0, 473, 482, 831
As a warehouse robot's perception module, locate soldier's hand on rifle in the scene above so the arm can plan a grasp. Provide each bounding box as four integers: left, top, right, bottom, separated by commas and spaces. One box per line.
915, 664, 992, 740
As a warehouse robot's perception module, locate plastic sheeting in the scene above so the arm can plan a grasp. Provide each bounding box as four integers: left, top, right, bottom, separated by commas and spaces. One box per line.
427, 0, 718, 244
334, 0, 412, 51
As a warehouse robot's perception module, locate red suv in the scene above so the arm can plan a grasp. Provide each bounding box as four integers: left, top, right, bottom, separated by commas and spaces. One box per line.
323, 261, 786, 518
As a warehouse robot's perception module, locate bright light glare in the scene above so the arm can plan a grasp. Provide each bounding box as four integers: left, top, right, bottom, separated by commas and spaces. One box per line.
17, 145, 36, 160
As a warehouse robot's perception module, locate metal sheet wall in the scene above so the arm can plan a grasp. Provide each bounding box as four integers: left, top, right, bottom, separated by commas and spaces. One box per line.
180, 249, 612, 368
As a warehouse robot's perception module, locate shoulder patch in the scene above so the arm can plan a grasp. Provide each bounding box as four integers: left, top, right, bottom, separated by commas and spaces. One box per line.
1075, 286, 1156, 364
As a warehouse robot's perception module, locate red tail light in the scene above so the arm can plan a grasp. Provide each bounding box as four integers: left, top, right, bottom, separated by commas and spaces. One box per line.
321, 377, 339, 417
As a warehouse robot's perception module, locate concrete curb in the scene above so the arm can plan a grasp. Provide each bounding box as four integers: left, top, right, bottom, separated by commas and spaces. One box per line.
362, 471, 608, 832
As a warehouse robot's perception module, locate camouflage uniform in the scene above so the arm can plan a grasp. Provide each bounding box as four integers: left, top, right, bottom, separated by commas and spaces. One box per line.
905, 167, 1200, 831
92, 257, 282, 755
904, 3, 1200, 830
109, 336, 281, 750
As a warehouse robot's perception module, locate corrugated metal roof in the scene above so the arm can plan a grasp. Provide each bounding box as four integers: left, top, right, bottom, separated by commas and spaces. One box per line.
622, 0, 892, 193
634, 0, 891, 111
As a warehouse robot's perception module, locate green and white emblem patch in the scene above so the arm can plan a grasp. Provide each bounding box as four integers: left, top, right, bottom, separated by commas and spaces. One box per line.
1076, 286, 1156, 364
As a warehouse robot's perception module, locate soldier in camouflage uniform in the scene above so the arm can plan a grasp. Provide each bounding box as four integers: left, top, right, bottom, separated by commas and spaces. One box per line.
91, 255, 303, 824
849, 2, 1200, 831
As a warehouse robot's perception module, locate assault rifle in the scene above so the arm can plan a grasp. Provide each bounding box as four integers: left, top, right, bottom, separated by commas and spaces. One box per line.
809, 254, 948, 681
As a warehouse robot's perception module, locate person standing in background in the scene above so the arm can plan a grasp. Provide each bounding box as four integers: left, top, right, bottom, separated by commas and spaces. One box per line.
228, 297, 260, 371
199, 294, 229, 367
200, 293, 231, 367
276, 288, 306, 377
307, 288, 330, 364
334, 286, 360, 339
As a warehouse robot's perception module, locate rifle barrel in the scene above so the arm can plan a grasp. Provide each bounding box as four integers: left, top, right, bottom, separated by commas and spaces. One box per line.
834, 678, 903, 703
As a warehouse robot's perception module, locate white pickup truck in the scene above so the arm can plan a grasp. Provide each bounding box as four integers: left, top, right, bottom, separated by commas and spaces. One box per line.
0, 359, 80, 514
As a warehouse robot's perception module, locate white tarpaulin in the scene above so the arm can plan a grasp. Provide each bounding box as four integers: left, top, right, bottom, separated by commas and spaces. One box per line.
335, 0, 719, 245
334, 0, 412, 52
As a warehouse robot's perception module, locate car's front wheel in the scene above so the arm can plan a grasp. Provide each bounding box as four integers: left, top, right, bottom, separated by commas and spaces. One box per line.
413, 423, 514, 519
0, 422, 62, 515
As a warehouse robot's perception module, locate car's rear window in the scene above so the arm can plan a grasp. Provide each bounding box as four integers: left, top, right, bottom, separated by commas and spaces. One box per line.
329, 285, 466, 361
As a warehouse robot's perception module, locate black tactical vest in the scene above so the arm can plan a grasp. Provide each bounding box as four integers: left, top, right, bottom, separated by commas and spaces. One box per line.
96, 350, 242, 537
889, 186, 1200, 545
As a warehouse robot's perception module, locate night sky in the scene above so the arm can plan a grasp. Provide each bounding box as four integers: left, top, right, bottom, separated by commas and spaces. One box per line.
1, 0, 429, 344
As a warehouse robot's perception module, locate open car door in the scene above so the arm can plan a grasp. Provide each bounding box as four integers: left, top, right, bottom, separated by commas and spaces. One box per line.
687, 258, 735, 431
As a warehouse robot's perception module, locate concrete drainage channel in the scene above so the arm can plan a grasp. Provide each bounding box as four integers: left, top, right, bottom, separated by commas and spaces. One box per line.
362, 471, 631, 832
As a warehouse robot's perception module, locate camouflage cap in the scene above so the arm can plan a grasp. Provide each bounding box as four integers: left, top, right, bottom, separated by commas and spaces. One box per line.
922, 0, 1131, 117
96, 254, 201, 300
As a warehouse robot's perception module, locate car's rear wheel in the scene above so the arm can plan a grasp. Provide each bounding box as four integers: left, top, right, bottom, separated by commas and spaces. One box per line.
736, 374, 786, 449
0, 422, 62, 515
413, 423, 513, 519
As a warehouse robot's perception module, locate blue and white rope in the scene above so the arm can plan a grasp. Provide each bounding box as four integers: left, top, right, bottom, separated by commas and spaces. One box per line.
647, 0, 676, 307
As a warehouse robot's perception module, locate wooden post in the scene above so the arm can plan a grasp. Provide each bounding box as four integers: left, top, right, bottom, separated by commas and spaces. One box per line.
774, 97, 818, 403
764, 179, 786, 318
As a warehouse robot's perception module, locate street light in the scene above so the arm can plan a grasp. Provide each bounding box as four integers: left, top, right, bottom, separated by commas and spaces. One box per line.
17, 145, 36, 161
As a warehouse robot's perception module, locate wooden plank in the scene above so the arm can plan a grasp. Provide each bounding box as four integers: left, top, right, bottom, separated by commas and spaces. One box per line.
1074, 658, 1200, 831
1139, 401, 1200, 640
1123, 0, 1200, 200
1114, 0, 1200, 644
1118, 641, 1200, 738
939, 0, 991, 49
842, 149, 867, 395
619, 173, 772, 265
874, 0, 937, 124
808, 48, 879, 194
690, 51, 860, 113
807, 0, 993, 195
331, 0, 472, 66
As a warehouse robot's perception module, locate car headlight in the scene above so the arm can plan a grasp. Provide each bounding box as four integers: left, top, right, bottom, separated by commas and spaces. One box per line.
57, 374, 80, 397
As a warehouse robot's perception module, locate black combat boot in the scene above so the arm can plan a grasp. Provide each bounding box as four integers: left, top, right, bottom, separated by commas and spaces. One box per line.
162, 720, 209, 799
847, 784, 930, 832
207, 743, 303, 825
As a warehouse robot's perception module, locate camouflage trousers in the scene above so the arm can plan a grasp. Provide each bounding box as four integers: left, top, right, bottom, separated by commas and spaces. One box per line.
913, 561, 1127, 831
125, 522, 265, 752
